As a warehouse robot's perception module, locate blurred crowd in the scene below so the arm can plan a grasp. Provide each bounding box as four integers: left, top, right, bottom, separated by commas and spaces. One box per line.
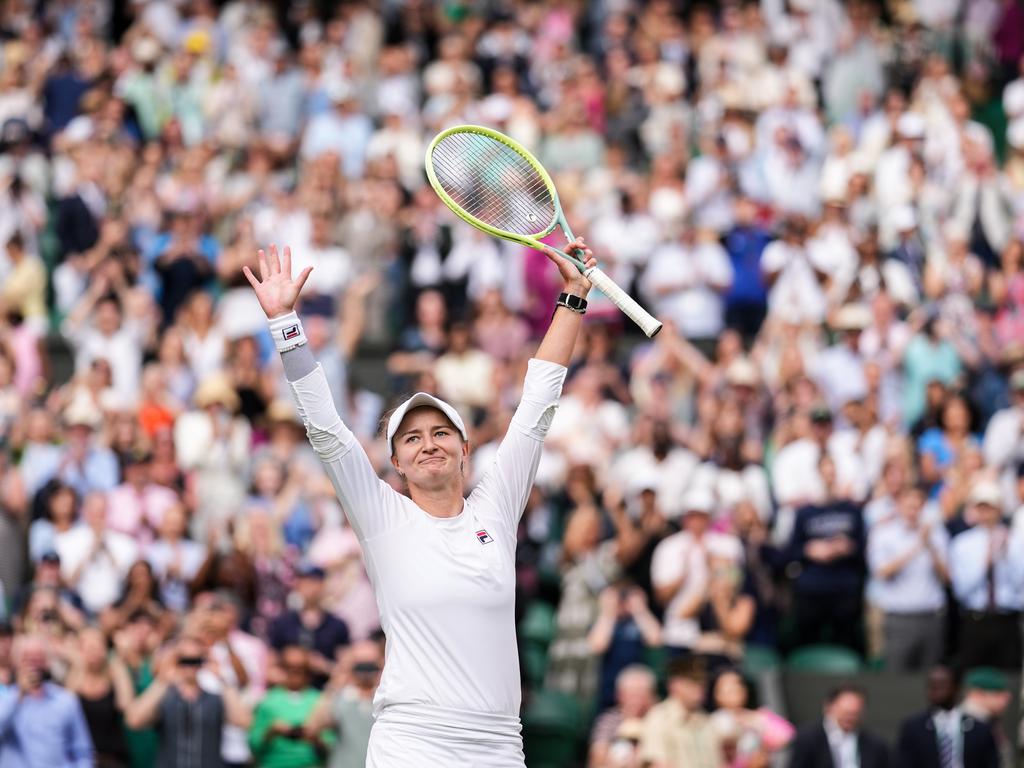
1, 0, 1024, 766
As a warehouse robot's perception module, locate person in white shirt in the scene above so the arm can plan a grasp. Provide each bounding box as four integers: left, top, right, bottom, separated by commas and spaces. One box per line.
242, 238, 596, 767
650, 488, 741, 656
867, 485, 949, 673
949, 480, 1024, 671
641, 226, 733, 342
982, 369, 1024, 508
55, 491, 139, 615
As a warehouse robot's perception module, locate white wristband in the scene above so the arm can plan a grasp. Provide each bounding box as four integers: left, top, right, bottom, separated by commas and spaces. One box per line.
267, 311, 308, 353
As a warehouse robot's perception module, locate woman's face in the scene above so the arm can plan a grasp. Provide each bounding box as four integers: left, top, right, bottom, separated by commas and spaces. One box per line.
50, 488, 76, 522
944, 398, 969, 433
714, 671, 749, 710
128, 562, 154, 591
253, 461, 285, 496
390, 407, 468, 493
79, 628, 107, 667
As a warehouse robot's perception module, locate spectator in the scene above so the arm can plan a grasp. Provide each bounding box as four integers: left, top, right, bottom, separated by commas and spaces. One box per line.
249, 645, 329, 768
867, 485, 949, 672
588, 584, 662, 712
588, 664, 657, 768
983, 369, 1024, 506
0, 633, 94, 767
896, 664, 999, 768
124, 634, 250, 768
145, 504, 207, 613
107, 449, 179, 542
949, 480, 1024, 670
788, 684, 890, 768
267, 564, 350, 689
786, 454, 867, 654
304, 639, 383, 768
651, 489, 740, 658
959, 667, 1013, 768
65, 625, 133, 768
638, 656, 721, 768
707, 668, 794, 767
56, 491, 139, 616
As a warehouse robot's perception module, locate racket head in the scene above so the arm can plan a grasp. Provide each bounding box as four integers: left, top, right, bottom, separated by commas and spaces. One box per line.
425, 125, 562, 246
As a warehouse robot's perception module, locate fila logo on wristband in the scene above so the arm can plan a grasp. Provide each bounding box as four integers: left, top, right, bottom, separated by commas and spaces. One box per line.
476, 529, 494, 545
282, 325, 301, 340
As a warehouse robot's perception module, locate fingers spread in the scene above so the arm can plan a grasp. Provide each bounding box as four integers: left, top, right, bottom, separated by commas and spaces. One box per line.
282, 246, 292, 277
269, 243, 281, 274
242, 265, 259, 288
257, 249, 267, 280
295, 265, 314, 293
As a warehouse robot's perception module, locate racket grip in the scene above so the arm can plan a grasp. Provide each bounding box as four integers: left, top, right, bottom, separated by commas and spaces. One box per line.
584, 266, 663, 338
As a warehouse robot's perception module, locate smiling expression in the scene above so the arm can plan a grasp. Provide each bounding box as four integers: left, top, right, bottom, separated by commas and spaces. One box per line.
390, 406, 468, 491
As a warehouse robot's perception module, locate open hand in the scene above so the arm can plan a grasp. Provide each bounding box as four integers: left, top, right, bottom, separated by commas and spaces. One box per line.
242, 244, 313, 319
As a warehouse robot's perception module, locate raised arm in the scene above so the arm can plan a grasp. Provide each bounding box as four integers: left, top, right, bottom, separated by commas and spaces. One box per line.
243, 245, 406, 542
534, 237, 596, 367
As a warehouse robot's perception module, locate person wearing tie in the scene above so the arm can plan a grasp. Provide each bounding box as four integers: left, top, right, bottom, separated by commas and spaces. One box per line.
787, 684, 890, 768
949, 481, 1024, 671
896, 664, 999, 768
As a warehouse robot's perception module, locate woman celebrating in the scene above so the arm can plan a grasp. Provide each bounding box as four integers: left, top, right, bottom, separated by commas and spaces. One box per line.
243, 240, 596, 766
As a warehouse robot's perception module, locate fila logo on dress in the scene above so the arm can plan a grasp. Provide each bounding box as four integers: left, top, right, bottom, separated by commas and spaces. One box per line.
476, 529, 494, 545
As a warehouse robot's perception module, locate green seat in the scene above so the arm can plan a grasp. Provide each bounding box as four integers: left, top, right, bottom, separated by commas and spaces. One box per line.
786, 644, 862, 674
522, 689, 584, 768
742, 645, 782, 676
643, 645, 668, 692
519, 601, 557, 647
520, 642, 549, 688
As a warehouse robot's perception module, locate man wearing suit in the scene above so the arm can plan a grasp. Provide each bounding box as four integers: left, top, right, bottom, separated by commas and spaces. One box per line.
788, 684, 890, 768
896, 664, 999, 768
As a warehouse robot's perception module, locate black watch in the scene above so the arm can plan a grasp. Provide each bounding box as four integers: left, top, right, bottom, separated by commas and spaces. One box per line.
556, 292, 588, 314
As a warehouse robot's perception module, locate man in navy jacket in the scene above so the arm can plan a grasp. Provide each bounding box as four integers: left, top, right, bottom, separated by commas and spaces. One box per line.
896, 664, 999, 768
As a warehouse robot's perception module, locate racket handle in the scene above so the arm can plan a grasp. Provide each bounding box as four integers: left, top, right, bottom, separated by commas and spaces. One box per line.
584, 266, 663, 338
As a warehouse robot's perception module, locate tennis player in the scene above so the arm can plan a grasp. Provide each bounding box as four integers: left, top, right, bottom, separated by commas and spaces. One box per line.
243, 238, 596, 766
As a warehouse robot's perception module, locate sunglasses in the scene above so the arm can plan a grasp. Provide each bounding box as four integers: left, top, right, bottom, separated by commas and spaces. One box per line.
177, 656, 205, 667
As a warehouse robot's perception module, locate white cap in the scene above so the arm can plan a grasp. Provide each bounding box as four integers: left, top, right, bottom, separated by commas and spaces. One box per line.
681, 487, 716, 515
832, 303, 872, 331
386, 392, 468, 454
897, 112, 926, 139
968, 479, 1002, 509
891, 204, 917, 231
1004, 80, 1024, 119
1008, 118, 1024, 151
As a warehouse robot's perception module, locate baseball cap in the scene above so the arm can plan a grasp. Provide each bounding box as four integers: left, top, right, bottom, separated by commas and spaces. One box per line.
681, 488, 716, 515
968, 480, 1002, 509
386, 393, 468, 455
40, 550, 61, 565
964, 667, 1008, 692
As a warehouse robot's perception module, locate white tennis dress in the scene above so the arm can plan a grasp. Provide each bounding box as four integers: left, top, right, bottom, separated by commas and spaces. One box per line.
287, 357, 566, 767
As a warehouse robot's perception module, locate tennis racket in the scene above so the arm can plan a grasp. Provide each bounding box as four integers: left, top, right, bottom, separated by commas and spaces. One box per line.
424, 125, 663, 338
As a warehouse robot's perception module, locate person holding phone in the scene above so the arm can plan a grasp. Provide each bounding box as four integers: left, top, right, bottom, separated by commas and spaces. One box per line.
124, 634, 250, 768
249, 645, 331, 768
243, 241, 594, 766
0, 633, 94, 767
304, 639, 386, 768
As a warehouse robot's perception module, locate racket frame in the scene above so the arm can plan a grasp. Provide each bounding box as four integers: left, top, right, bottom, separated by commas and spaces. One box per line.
425, 124, 663, 337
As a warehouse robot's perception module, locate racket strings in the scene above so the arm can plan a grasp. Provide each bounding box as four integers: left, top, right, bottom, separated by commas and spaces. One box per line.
431, 132, 555, 236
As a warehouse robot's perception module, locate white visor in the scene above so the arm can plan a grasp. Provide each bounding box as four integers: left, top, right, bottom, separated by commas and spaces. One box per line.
386, 392, 468, 454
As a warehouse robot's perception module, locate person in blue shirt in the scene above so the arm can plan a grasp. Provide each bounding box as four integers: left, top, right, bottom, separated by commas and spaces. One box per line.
949, 481, 1024, 670
723, 195, 772, 340
0, 633, 94, 767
